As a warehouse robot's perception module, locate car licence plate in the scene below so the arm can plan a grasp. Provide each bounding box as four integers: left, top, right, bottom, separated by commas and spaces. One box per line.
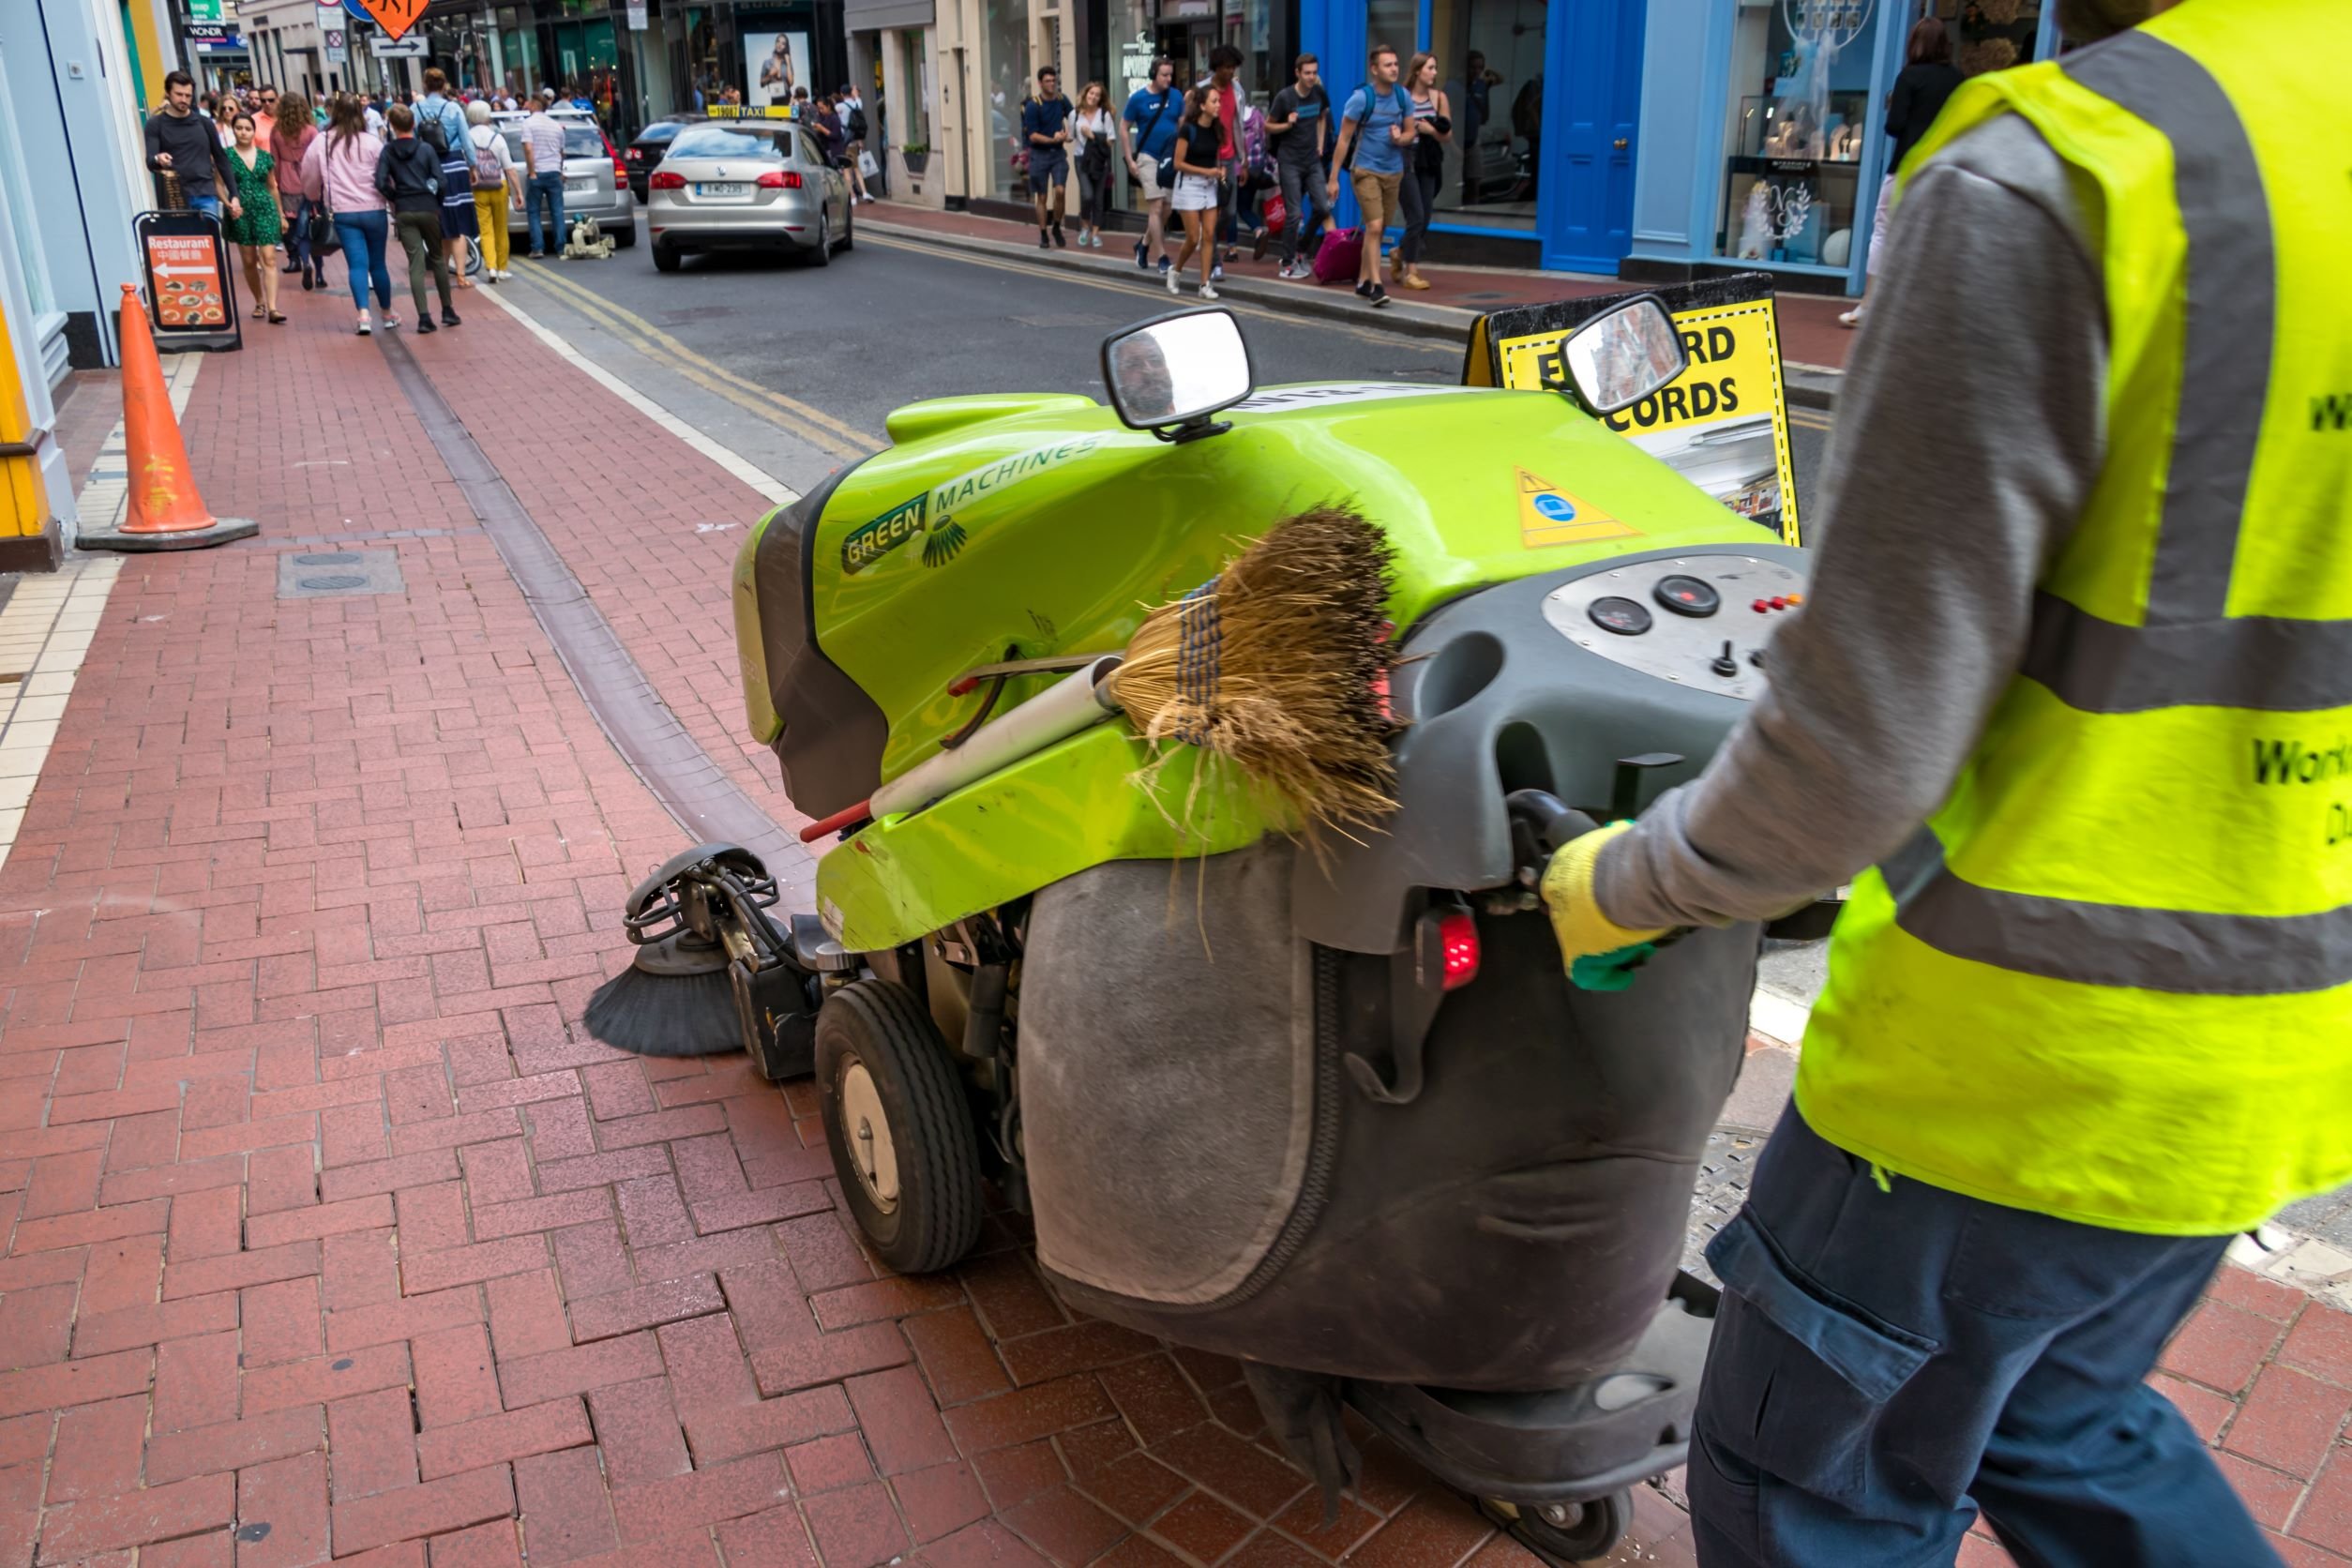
695, 182, 750, 198
565, 178, 595, 195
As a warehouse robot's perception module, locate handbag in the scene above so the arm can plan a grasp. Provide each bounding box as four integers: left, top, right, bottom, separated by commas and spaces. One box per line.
309, 202, 341, 258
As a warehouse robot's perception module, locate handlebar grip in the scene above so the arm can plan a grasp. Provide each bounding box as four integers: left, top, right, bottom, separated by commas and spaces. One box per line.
1505, 790, 1599, 857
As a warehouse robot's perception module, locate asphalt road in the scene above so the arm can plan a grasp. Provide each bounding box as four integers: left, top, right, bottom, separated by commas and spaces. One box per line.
491, 217, 1833, 516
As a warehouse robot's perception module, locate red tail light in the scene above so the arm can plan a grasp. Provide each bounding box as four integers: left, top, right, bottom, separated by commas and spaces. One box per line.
755, 169, 804, 189
1439, 911, 1480, 990
614, 158, 629, 184
648, 170, 686, 190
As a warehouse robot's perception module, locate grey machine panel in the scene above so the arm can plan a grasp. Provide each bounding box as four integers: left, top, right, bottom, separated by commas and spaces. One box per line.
1291, 545, 1809, 954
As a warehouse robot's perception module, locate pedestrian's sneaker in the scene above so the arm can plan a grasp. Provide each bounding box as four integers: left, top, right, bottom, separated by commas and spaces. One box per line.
355, 312, 371, 337
526, 251, 545, 261
1199, 283, 1218, 301
415, 318, 438, 335
1157, 255, 1172, 274
1135, 238, 1150, 269
1355, 280, 1374, 299
1252, 230, 1271, 261
1052, 225, 1068, 249
381, 313, 400, 330
1369, 284, 1391, 309
1211, 263, 1223, 282
442, 310, 462, 327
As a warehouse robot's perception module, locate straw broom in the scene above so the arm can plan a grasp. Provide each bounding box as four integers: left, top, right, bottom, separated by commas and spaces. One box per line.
1104, 505, 1399, 837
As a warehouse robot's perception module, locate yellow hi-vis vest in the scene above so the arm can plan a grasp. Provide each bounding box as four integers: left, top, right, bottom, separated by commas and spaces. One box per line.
1795, 0, 2352, 1236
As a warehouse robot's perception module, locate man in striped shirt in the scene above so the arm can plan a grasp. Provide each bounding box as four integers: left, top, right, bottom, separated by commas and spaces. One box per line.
520, 89, 570, 258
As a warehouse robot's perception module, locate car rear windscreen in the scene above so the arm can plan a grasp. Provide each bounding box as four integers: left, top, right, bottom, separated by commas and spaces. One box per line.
665, 127, 789, 161
564, 127, 608, 157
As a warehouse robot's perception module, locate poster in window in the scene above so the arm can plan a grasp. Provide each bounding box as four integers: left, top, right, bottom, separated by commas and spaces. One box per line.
745, 31, 811, 109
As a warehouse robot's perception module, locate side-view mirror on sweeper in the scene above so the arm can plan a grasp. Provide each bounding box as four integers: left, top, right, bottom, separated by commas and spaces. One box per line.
1559, 294, 1690, 416
1101, 308, 1255, 442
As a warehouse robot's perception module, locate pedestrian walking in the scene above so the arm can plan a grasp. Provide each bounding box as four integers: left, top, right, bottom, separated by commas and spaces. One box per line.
1267, 53, 1333, 279
301, 95, 393, 334
838, 83, 873, 204
376, 105, 459, 333
271, 92, 319, 288
1844, 18, 1963, 328
252, 86, 278, 148
222, 113, 287, 324
1540, 2, 2348, 1564
1022, 67, 1075, 251
1329, 45, 1410, 307
467, 101, 521, 280
144, 71, 240, 219
1199, 45, 1244, 279
813, 94, 848, 169
1392, 53, 1449, 292
416, 68, 480, 287
520, 88, 568, 259
1121, 57, 1182, 274
1166, 84, 1225, 301
1070, 83, 1115, 249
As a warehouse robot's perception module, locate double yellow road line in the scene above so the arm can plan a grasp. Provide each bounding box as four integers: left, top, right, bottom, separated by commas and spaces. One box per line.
507, 260, 882, 460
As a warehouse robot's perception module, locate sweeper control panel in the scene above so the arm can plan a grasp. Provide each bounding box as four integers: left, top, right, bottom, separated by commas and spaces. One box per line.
1540, 554, 1808, 702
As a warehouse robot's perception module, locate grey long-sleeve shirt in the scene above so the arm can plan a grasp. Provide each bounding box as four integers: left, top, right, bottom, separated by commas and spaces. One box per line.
1597, 115, 2110, 931
144, 109, 238, 204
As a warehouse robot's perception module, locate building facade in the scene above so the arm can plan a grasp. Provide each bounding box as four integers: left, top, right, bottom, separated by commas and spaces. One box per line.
1626, 0, 2065, 295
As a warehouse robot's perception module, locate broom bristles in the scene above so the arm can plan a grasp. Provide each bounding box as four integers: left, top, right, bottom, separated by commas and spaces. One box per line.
1108, 506, 1397, 837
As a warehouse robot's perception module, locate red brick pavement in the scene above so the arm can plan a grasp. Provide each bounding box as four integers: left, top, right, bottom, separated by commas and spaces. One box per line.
1, 285, 2344, 1568
860, 202, 1860, 373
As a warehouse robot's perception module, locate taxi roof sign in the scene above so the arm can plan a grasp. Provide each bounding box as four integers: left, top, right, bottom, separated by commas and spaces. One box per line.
704, 104, 799, 120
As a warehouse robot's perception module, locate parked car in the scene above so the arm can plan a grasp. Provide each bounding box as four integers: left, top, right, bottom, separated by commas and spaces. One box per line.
645, 120, 852, 272
625, 115, 694, 203
496, 111, 635, 249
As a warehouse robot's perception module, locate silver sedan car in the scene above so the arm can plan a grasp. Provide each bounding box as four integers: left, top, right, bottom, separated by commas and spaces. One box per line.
646, 121, 852, 272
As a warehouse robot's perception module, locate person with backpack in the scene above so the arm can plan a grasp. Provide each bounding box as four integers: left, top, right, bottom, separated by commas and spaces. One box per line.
466, 99, 521, 280
417, 71, 480, 288
1328, 43, 1412, 308
838, 83, 873, 204
374, 104, 460, 333
1121, 56, 1181, 275
1266, 53, 1333, 279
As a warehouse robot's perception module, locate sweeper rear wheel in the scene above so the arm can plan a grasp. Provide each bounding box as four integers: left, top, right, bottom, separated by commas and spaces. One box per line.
1484, 1493, 1629, 1565
815, 981, 985, 1274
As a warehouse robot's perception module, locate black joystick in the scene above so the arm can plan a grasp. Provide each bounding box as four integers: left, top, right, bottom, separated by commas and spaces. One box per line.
1711, 641, 1740, 678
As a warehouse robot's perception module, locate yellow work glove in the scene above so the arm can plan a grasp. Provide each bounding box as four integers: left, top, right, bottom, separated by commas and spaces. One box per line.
1539, 821, 1673, 988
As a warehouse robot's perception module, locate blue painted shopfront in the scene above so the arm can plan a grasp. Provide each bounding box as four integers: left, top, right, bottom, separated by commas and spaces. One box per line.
1625, 0, 2064, 297
1298, 0, 1647, 275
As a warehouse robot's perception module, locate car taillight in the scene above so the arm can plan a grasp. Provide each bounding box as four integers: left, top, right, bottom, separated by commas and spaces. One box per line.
755, 169, 803, 189
1439, 911, 1479, 991
614, 158, 629, 183
648, 170, 686, 190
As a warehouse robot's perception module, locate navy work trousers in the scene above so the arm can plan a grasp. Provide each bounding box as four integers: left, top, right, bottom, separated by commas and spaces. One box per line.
1689, 1107, 2278, 1568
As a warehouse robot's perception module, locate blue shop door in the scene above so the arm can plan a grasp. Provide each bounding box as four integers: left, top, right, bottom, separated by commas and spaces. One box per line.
1541, 0, 1645, 273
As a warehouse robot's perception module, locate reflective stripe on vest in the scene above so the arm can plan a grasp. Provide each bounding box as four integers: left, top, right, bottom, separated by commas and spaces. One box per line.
1799, 5, 2352, 1235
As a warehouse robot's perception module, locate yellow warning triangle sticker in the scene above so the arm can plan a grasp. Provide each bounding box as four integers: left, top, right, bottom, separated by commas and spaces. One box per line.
1516, 468, 1638, 549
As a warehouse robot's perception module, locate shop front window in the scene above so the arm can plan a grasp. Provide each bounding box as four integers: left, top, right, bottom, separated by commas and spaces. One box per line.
1363, 0, 1412, 61
1944, 0, 2042, 75
1428, 0, 1541, 230
897, 31, 932, 151
1714, 4, 1872, 265
504, 23, 543, 94
980, 0, 1031, 198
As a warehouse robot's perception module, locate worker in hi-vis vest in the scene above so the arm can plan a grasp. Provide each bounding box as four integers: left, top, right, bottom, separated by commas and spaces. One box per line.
1542, 0, 2351, 1560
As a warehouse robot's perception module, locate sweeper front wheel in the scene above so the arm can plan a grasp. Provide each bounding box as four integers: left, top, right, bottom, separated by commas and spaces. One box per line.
815, 981, 985, 1274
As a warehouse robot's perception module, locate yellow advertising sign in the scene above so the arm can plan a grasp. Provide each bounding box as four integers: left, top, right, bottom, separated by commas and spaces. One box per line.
1515, 468, 1638, 550
1467, 279, 1802, 547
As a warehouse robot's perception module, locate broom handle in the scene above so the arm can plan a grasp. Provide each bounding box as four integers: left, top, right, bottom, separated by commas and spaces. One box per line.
868, 656, 1123, 820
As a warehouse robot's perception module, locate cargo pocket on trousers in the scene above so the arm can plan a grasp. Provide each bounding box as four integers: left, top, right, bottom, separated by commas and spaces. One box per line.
1698, 1212, 1939, 1507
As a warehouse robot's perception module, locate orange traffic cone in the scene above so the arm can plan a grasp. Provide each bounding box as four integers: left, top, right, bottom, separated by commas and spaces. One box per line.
80, 282, 256, 552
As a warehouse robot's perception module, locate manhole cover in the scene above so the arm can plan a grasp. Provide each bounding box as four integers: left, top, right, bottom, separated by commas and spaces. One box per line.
293, 552, 361, 565
298, 575, 369, 591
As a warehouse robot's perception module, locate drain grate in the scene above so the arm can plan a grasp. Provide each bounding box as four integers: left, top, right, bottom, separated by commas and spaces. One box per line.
298, 574, 369, 591
293, 552, 362, 565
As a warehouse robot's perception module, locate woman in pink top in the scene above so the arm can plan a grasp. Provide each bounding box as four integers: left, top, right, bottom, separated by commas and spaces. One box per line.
301, 94, 395, 335
271, 92, 321, 291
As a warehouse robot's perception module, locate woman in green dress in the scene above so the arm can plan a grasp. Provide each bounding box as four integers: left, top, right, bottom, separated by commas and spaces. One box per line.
223, 113, 287, 324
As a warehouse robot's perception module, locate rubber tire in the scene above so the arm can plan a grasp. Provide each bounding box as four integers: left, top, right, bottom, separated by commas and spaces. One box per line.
1500, 1494, 1630, 1565
611, 222, 637, 249
653, 241, 681, 273
807, 213, 832, 267
836, 205, 853, 253
815, 980, 983, 1274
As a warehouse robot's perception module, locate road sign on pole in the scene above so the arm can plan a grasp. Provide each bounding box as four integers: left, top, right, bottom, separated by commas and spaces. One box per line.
324, 26, 347, 62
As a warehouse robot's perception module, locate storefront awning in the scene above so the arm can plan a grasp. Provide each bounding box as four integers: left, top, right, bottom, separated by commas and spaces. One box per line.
840, 0, 931, 34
